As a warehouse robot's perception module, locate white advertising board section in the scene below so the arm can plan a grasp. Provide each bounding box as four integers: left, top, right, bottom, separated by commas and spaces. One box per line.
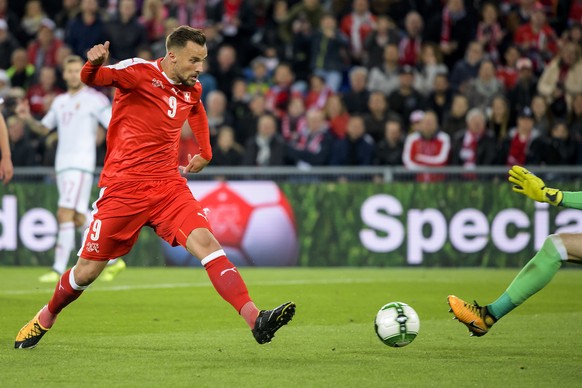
359, 194, 582, 264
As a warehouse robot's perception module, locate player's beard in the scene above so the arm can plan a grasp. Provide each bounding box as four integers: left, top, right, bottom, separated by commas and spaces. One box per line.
177, 70, 198, 87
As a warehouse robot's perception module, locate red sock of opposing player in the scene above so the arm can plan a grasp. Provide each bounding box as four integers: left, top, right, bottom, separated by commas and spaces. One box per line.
203, 250, 259, 328
39, 267, 87, 328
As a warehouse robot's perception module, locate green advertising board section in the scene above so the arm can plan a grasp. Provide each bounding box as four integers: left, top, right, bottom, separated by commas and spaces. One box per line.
1, 181, 581, 267
281, 181, 581, 267
0, 183, 162, 267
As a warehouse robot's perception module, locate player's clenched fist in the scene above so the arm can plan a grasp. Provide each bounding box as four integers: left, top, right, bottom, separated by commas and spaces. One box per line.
87, 41, 110, 66
508, 165, 563, 206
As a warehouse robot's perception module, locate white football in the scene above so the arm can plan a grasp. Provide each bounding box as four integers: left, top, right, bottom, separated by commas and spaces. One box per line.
375, 302, 420, 347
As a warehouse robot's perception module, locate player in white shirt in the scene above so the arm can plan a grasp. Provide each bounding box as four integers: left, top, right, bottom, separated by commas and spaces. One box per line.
17, 55, 126, 282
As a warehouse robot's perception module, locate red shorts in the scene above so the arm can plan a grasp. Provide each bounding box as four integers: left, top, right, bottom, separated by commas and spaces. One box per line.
79, 179, 210, 261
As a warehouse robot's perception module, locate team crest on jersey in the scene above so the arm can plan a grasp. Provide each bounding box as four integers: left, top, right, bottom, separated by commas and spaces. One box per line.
184, 92, 191, 102
152, 78, 164, 89
85, 242, 100, 253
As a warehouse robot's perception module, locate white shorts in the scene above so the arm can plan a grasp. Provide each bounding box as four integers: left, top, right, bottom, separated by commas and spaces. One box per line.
56, 170, 94, 213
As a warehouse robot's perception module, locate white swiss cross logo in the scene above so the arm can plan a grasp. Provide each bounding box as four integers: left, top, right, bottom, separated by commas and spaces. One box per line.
152, 78, 164, 89
184, 92, 191, 102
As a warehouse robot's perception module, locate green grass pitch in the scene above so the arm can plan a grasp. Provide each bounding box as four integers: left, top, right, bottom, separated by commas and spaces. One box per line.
1, 267, 582, 387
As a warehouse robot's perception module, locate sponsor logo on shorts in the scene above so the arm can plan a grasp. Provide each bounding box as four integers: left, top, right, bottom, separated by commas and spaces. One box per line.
85, 242, 100, 253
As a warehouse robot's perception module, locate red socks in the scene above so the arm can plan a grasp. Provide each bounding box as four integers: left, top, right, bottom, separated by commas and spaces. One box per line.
38, 255, 257, 330
203, 251, 258, 328
40, 268, 85, 328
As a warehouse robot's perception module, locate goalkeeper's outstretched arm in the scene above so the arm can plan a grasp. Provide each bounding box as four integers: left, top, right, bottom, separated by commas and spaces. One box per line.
561, 192, 582, 210
507, 165, 582, 209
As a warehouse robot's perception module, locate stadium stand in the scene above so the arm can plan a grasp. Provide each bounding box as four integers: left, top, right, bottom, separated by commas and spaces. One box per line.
2, 0, 582, 174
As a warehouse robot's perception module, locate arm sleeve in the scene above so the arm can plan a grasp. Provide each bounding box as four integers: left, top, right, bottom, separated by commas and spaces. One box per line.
561, 191, 582, 209
187, 102, 212, 161
92, 93, 112, 129
402, 134, 423, 169
40, 104, 58, 130
80, 59, 138, 89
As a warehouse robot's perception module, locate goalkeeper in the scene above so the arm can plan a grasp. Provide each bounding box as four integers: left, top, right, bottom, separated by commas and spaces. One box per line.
448, 165, 582, 336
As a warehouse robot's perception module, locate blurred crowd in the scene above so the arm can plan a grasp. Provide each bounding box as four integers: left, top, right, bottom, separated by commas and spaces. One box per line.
2, 0, 582, 176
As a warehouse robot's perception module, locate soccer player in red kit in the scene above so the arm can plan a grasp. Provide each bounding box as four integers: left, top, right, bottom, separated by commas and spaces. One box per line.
15, 26, 295, 349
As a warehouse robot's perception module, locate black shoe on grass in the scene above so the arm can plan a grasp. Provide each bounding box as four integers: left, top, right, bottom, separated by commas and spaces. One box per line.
252, 301, 296, 344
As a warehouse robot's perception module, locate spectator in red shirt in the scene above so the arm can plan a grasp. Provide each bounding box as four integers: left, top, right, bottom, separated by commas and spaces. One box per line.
25, 66, 63, 118
265, 63, 294, 118
305, 74, 334, 111
27, 18, 63, 69
513, 2, 558, 69
496, 45, 521, 90
501, 106, 540, 165
340, 0, 376, 64
402, 110, 451, 182
568, 0, 582, 25
399, 11, 423, 67
140, 0, 167, 43
324, 94, 350, 139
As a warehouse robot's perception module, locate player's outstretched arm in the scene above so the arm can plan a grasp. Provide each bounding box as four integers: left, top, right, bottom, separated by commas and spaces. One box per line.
14, 99, 50, 136
508, 165, 563, 206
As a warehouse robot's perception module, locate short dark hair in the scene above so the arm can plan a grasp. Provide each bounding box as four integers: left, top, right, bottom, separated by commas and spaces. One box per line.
63, 55, 84, 67
166, 26, 206, 51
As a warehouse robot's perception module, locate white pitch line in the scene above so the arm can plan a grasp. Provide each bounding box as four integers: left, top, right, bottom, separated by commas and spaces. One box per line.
0, 278, 379, 296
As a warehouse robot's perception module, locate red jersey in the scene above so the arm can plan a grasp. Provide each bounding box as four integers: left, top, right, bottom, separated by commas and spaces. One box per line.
513, 23, 558, 56
496, 66, 519, 89
80, 58, 211, 187
402, 131, 451, 182
570, 0, 582, 24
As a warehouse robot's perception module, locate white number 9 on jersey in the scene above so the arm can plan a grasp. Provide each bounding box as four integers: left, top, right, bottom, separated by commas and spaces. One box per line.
168, 96, 177, 118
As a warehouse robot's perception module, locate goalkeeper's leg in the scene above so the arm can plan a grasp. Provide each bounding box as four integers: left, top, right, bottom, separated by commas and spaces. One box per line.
486, 234, 571, 320
449, 234, 582, 336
